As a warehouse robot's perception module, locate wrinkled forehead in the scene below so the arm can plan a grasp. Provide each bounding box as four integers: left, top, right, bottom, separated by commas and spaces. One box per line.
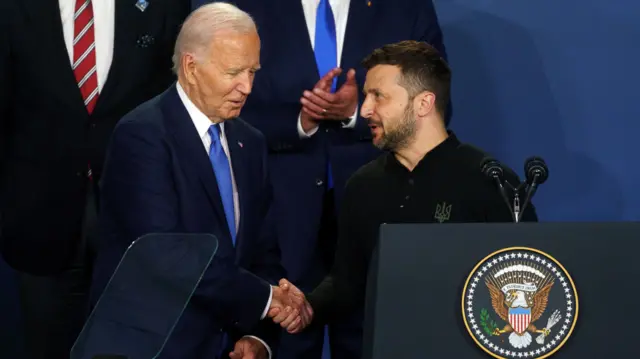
364, 65, 402, 92
209, 30, 261, 66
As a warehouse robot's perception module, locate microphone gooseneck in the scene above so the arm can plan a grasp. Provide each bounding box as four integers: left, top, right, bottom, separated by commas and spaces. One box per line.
481, 158, 516, 222
520, 156, 549, 219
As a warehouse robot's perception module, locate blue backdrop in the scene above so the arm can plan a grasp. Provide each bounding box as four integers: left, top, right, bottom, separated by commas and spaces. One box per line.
2, 0, 639, 357
439, 0, 639, 221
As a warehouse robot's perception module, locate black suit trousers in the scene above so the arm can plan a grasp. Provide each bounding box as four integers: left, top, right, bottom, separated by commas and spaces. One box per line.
18, 183, 98, 359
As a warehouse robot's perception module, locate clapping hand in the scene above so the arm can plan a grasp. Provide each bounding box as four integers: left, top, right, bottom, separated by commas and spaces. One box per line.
299, 68, 359, 130
268, 279, 314, 334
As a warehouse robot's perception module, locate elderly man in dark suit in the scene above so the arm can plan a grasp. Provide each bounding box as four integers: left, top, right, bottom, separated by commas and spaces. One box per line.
91, 3, 310, 359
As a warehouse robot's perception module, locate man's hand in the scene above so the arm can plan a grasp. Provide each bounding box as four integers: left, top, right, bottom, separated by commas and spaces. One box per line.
229, 337, 268, 359
299, 68, 340, 132
267, 279, 314, 334
300, 68, 358, 121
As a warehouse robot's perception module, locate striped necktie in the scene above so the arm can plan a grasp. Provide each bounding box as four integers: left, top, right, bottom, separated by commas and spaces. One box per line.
73, 0, 99, 180
73, 0, 99, 114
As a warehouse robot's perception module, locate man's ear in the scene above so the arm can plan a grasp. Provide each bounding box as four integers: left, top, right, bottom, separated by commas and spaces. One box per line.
182, 53, 198, 85
414, 91, 436, 117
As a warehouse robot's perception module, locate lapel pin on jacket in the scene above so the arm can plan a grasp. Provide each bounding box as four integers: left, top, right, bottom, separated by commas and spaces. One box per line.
135, 0, 149, 12
237, 141, 244, 148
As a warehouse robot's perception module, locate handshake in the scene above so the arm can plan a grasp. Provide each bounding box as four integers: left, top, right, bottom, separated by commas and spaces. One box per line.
267, 279, 313, 334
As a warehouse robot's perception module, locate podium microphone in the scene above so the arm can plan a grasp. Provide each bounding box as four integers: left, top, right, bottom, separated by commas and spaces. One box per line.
519, 156, 549, 220
480, 157, 516, 222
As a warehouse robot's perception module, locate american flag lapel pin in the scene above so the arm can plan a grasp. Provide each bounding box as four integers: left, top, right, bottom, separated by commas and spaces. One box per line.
238, 141, 244, 148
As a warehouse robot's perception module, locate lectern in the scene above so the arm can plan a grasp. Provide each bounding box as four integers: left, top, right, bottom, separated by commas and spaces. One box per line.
362, 222, 638, 358
70, 233, 218, 359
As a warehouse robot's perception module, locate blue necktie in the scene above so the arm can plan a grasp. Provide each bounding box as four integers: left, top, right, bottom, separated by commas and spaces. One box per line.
208, 124, 236, 245
315, 0, 337, 189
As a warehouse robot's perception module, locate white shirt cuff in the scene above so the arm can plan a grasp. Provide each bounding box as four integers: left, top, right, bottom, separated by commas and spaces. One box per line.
260, 285, 273, 320
242, 335, 272, 359
297, 112, 319, 138
341, 105, 359, 128
297, 105, 357, 137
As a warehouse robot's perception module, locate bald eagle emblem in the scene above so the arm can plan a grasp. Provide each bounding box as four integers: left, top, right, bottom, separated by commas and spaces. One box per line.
462, 248, 578, 359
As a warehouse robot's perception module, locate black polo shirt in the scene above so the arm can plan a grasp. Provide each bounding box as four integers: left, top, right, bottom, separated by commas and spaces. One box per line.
308, 131, 538, 321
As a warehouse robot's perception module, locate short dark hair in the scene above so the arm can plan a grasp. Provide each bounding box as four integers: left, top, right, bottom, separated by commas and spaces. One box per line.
361, 40, 451, 117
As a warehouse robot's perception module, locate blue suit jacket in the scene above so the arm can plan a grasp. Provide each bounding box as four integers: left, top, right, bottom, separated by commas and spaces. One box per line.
90, 85, 283, 359
199, 0, 449, 289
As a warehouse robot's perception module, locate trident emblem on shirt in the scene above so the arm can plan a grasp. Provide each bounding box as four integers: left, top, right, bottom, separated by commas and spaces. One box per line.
434, 202, 452, 223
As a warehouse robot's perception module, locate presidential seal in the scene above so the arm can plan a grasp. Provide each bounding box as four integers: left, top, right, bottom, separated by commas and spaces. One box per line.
462, 247, 578, 359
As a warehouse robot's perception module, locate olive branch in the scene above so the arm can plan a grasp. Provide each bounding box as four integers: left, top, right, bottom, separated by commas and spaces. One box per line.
479, 308, 499, 336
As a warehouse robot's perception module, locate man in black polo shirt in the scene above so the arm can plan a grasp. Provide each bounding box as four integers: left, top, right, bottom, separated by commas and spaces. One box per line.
271, 40, 538, 336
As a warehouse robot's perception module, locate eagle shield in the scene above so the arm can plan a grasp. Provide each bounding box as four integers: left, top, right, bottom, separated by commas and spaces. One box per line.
462, 248, 579, 358
508, 307, 532, 334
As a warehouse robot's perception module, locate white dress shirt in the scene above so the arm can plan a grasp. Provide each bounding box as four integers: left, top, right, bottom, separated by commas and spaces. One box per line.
59, 0, 115, 92
176, 83, 273, 358
177, 84, 241, 232
297, 0, 358, 138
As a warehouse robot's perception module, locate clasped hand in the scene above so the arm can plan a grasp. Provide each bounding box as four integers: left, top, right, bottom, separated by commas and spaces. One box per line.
300, 67, 358, 122
267, 279, 313, 334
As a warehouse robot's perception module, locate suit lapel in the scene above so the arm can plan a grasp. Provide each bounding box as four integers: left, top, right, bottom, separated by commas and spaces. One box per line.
272, 0, 378, 89
337, 0, 378, 88
223, 121, 248, 256
93, 0, 133, 113
160, 85, 228, 232
272, 0, 319, 88
20, 0, 86, 109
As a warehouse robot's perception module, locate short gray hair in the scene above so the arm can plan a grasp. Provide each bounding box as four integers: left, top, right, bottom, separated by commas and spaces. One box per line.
172, 2, 257, 74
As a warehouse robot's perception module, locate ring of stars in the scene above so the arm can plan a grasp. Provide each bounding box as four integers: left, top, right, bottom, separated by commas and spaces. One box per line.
463, 249, 578, 359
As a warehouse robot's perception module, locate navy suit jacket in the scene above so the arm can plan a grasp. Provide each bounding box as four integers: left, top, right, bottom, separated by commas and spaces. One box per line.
0, 0, 189, 275
196, 0, 449, 290
90, 85, 283, 359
